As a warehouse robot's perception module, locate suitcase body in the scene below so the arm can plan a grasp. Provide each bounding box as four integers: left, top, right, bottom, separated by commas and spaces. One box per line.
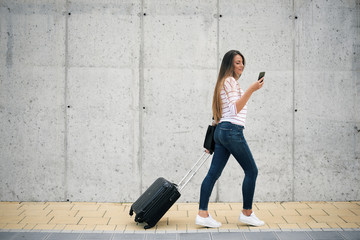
129, 152, 210, 229
129, 177, 181, 229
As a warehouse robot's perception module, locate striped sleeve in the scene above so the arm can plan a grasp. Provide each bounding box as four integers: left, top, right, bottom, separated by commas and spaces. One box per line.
223, 77, 240, 116
220, 77, 247, 126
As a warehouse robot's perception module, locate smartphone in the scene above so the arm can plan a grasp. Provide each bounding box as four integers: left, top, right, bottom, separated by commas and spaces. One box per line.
258, 72, 265, 82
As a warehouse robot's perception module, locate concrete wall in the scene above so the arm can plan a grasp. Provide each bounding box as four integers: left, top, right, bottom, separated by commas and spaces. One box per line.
0, 0, 359, 203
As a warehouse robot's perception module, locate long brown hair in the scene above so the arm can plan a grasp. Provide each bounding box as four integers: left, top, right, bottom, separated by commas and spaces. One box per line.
212, 50, 245, 123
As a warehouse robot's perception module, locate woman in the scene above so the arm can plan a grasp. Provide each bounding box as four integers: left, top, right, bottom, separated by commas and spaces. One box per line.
196, 50, 265, 228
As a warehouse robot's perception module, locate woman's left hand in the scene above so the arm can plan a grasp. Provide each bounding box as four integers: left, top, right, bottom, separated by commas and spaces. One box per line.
249, 78, 264, 92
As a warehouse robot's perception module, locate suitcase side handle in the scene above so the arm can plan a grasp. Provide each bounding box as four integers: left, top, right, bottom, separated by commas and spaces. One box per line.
177, 151, 211, 192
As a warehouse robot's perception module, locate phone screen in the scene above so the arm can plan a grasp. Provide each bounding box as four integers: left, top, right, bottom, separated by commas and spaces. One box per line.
258, 72, 265, 82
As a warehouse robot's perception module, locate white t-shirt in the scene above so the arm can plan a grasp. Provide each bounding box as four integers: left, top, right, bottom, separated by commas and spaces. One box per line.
219, 77, 247, 126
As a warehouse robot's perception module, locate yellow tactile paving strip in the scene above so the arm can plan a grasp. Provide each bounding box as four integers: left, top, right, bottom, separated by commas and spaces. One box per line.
0, 201, 359, 232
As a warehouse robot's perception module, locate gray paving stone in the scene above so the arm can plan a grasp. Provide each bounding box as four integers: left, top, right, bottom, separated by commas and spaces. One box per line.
47, 232, 81, 240
276, 231, 311, 240
2, 230, 360, 240
79, 233, 113, 239
339, 231, 360, 240
243, 232, 278, 240
307, 231, 343, 240
178, 233, 210, 240
211, 232, 245, 240
112, 233, 145, 240
145, 233, 177, 239
11, 232, 49, 240
0, 232, 18, 240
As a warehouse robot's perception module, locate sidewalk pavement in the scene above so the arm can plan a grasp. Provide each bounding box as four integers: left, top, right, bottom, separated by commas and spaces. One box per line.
0, 201, 359, 233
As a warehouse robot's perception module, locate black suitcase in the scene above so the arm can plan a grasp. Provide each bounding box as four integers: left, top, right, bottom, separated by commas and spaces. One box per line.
129, 152, 210, 229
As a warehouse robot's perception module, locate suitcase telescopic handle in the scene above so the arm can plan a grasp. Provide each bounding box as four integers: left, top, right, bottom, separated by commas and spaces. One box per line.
177, 151, 211, 192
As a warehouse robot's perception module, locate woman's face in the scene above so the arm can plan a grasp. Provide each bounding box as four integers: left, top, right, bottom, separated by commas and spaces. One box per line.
233, 54, 244, 79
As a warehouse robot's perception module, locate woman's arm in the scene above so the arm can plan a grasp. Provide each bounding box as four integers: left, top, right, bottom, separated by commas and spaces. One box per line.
235, 78, 264, 113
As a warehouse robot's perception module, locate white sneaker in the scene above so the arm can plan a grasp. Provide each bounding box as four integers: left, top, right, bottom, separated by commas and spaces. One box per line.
195, 214, 222, 228
239, 212, 265, 227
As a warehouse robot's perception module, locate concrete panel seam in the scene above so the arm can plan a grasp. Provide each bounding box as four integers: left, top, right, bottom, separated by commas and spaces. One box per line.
138, 0, 145, 195
64, 0, 70, 202
5, 7, 13, 69
215, 0, 220, 203
292, 0, 296, 202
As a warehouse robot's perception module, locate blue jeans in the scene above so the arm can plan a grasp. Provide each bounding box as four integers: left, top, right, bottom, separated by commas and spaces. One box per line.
199, 122, 258, 210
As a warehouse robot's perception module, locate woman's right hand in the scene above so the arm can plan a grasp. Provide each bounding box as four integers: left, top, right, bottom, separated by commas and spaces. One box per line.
249, 78, 264, 92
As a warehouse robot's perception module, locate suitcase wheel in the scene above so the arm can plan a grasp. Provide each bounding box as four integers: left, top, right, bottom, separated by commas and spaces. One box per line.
144, 224, 154, 230
129, 208, 133, 216
135, 215, 143, 223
